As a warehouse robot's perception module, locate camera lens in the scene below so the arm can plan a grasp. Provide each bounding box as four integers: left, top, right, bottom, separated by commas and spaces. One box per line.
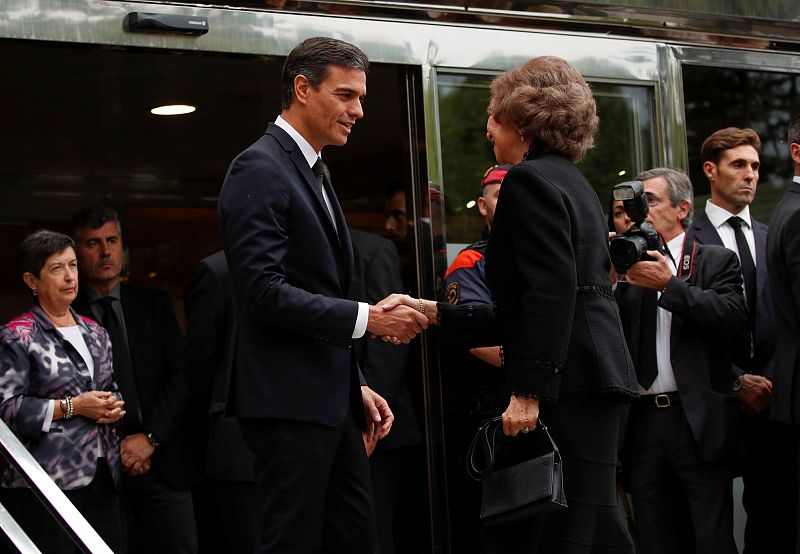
610, 235, 649, 272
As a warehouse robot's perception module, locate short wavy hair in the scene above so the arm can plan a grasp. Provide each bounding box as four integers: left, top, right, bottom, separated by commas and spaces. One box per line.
489, 56, 599, 163
700, 127, 761, 164
19, 230, 75, 278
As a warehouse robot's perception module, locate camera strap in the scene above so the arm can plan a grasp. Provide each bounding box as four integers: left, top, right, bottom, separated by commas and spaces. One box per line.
676, 235, 697, 280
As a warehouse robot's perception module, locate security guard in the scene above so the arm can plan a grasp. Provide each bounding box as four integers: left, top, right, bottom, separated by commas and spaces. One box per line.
440, 165, 510, 552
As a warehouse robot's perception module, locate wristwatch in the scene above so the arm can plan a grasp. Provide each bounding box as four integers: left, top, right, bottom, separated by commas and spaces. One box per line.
733, 375, 744, 392
146, 432, 160, 447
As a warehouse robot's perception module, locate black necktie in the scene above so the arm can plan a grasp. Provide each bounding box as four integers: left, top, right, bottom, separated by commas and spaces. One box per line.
312, 158, 337, 230
637, 287, 659, 390
312, 158, 324, 188
728, 217, 756, 329
98, 296, 142, 433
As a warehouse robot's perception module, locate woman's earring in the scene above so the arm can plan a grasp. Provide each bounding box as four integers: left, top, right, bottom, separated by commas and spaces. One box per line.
519, 130, 526, 142
32, 289, 38, 296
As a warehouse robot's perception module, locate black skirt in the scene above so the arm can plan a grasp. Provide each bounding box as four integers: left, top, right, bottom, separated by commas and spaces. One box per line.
482, 397, 634, 554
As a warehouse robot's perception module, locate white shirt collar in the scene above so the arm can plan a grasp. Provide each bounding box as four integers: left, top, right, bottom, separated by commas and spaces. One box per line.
665, 232, 686, 266
704, 199, 752, 230
274, 115, 321, 168
793, 176, 800, 185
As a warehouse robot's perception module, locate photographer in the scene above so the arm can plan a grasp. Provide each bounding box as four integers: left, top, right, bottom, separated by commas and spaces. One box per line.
614, 168, 748, 554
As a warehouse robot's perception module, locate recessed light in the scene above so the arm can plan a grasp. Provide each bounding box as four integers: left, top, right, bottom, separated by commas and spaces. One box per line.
466, 200, 476, 209
150, 104, 196, 116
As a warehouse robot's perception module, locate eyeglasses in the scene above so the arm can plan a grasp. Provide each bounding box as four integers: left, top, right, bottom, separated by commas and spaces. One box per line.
644, 192, 663, 207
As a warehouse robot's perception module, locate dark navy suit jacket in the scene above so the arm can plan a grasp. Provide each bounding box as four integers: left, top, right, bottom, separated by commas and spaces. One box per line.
767, 181, 800, 423
218, 123, 363, 427
689, 211, 775, 379
616, 242, 748, 462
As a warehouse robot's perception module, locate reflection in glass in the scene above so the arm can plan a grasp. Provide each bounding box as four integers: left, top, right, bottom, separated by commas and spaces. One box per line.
436, 71, 655, 253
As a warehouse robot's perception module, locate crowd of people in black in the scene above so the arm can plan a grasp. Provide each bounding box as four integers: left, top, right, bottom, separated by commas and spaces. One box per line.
1, 35, 800, 554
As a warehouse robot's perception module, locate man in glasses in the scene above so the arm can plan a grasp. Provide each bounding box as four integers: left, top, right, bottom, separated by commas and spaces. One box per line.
616, 167, 747, 554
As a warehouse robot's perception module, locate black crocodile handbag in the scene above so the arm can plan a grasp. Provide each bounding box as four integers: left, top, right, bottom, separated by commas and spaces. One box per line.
466, 415, 568, 526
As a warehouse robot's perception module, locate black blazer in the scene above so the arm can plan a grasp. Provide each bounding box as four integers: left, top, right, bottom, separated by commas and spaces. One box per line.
485, 151, 638, 402
184, 251, 255, 481
617, 242, 748, 462
348, 229, 421, 450
73, 283, 192, 489
767, 181, 800, 424
218, 123, 362, 427
689, 212, 775, 378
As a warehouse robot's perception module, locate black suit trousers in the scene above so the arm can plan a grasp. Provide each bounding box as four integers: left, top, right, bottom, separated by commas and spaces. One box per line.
629, 402, 737, 554
741, 414, 798, 554
240, 410, 377, 554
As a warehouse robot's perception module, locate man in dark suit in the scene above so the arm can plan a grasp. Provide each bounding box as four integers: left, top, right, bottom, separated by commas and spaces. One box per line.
347, 228, 423, 554
616, 168, 748, 554
71, 206, 197, 553
692, 127, 788, 553
184, 250, 257, 554
767, 112, 800, 552
218, 37, 427, 553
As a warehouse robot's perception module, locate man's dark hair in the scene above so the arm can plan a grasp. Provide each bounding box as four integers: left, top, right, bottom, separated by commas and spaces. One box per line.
19, 229, 75, 277
71, 206, 122, 239
788, 113, 800, 146
281, 37, 369, 110
700, 127, 761, 165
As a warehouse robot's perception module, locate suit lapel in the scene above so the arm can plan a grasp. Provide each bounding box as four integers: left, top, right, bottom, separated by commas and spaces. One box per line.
669, 244, 703, 352
267, 124, 343, 252
321, 174, 354, 285
753, 220, 768, 294
690, 213, 723, 247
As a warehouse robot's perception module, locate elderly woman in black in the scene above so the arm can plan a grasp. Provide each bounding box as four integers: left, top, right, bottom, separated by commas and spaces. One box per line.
0, 230, 125, 553
386, 56, 638, 552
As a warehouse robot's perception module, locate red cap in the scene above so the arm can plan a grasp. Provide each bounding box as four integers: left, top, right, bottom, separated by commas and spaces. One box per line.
480, 164, 513, 188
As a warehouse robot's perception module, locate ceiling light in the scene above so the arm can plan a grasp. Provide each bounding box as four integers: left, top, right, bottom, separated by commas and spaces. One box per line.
150, 104, 196, 116
618, 170, 627, 177
466, 200, 476, 209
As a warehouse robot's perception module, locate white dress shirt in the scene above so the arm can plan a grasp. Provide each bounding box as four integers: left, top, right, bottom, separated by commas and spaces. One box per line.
641, 232, 685, 395
703, 200, 756, 269
274, 116, 369, 339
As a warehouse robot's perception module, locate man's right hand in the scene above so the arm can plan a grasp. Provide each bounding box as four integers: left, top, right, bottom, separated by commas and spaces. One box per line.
366, 303, 427, 343
736, 374, 772, 416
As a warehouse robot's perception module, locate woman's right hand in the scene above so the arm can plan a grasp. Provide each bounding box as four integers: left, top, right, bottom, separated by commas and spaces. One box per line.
501, 394, 540, 436
73, 391, 126, 424
379, 294, 438, 325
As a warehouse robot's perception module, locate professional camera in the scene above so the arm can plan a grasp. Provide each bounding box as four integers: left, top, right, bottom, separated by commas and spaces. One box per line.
608, 180, 664, 274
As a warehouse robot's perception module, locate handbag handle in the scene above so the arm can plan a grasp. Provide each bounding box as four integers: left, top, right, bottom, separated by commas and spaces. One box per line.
466, 415, 561, 481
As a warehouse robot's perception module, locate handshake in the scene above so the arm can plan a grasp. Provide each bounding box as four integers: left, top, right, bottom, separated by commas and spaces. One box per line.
366, 294, 439, 344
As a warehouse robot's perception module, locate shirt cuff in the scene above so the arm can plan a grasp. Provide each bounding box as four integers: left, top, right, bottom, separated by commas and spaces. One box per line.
42, 400, 55, 433
352, 302, 369, 339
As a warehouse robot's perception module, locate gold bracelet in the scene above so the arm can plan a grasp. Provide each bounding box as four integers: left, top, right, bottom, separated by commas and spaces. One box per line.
64, 396, 74, 419
418, 298, 426, 315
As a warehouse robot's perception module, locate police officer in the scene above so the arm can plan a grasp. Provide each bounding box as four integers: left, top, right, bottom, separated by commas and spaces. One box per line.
440, 165, 510, 553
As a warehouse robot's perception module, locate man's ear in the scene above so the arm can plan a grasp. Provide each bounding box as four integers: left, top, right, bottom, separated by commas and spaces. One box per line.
476, 196, 488, 218
293, 74, 313, 106
790, 143, 800, 167
677, 200, 692, 222
703, 160, 717, 182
